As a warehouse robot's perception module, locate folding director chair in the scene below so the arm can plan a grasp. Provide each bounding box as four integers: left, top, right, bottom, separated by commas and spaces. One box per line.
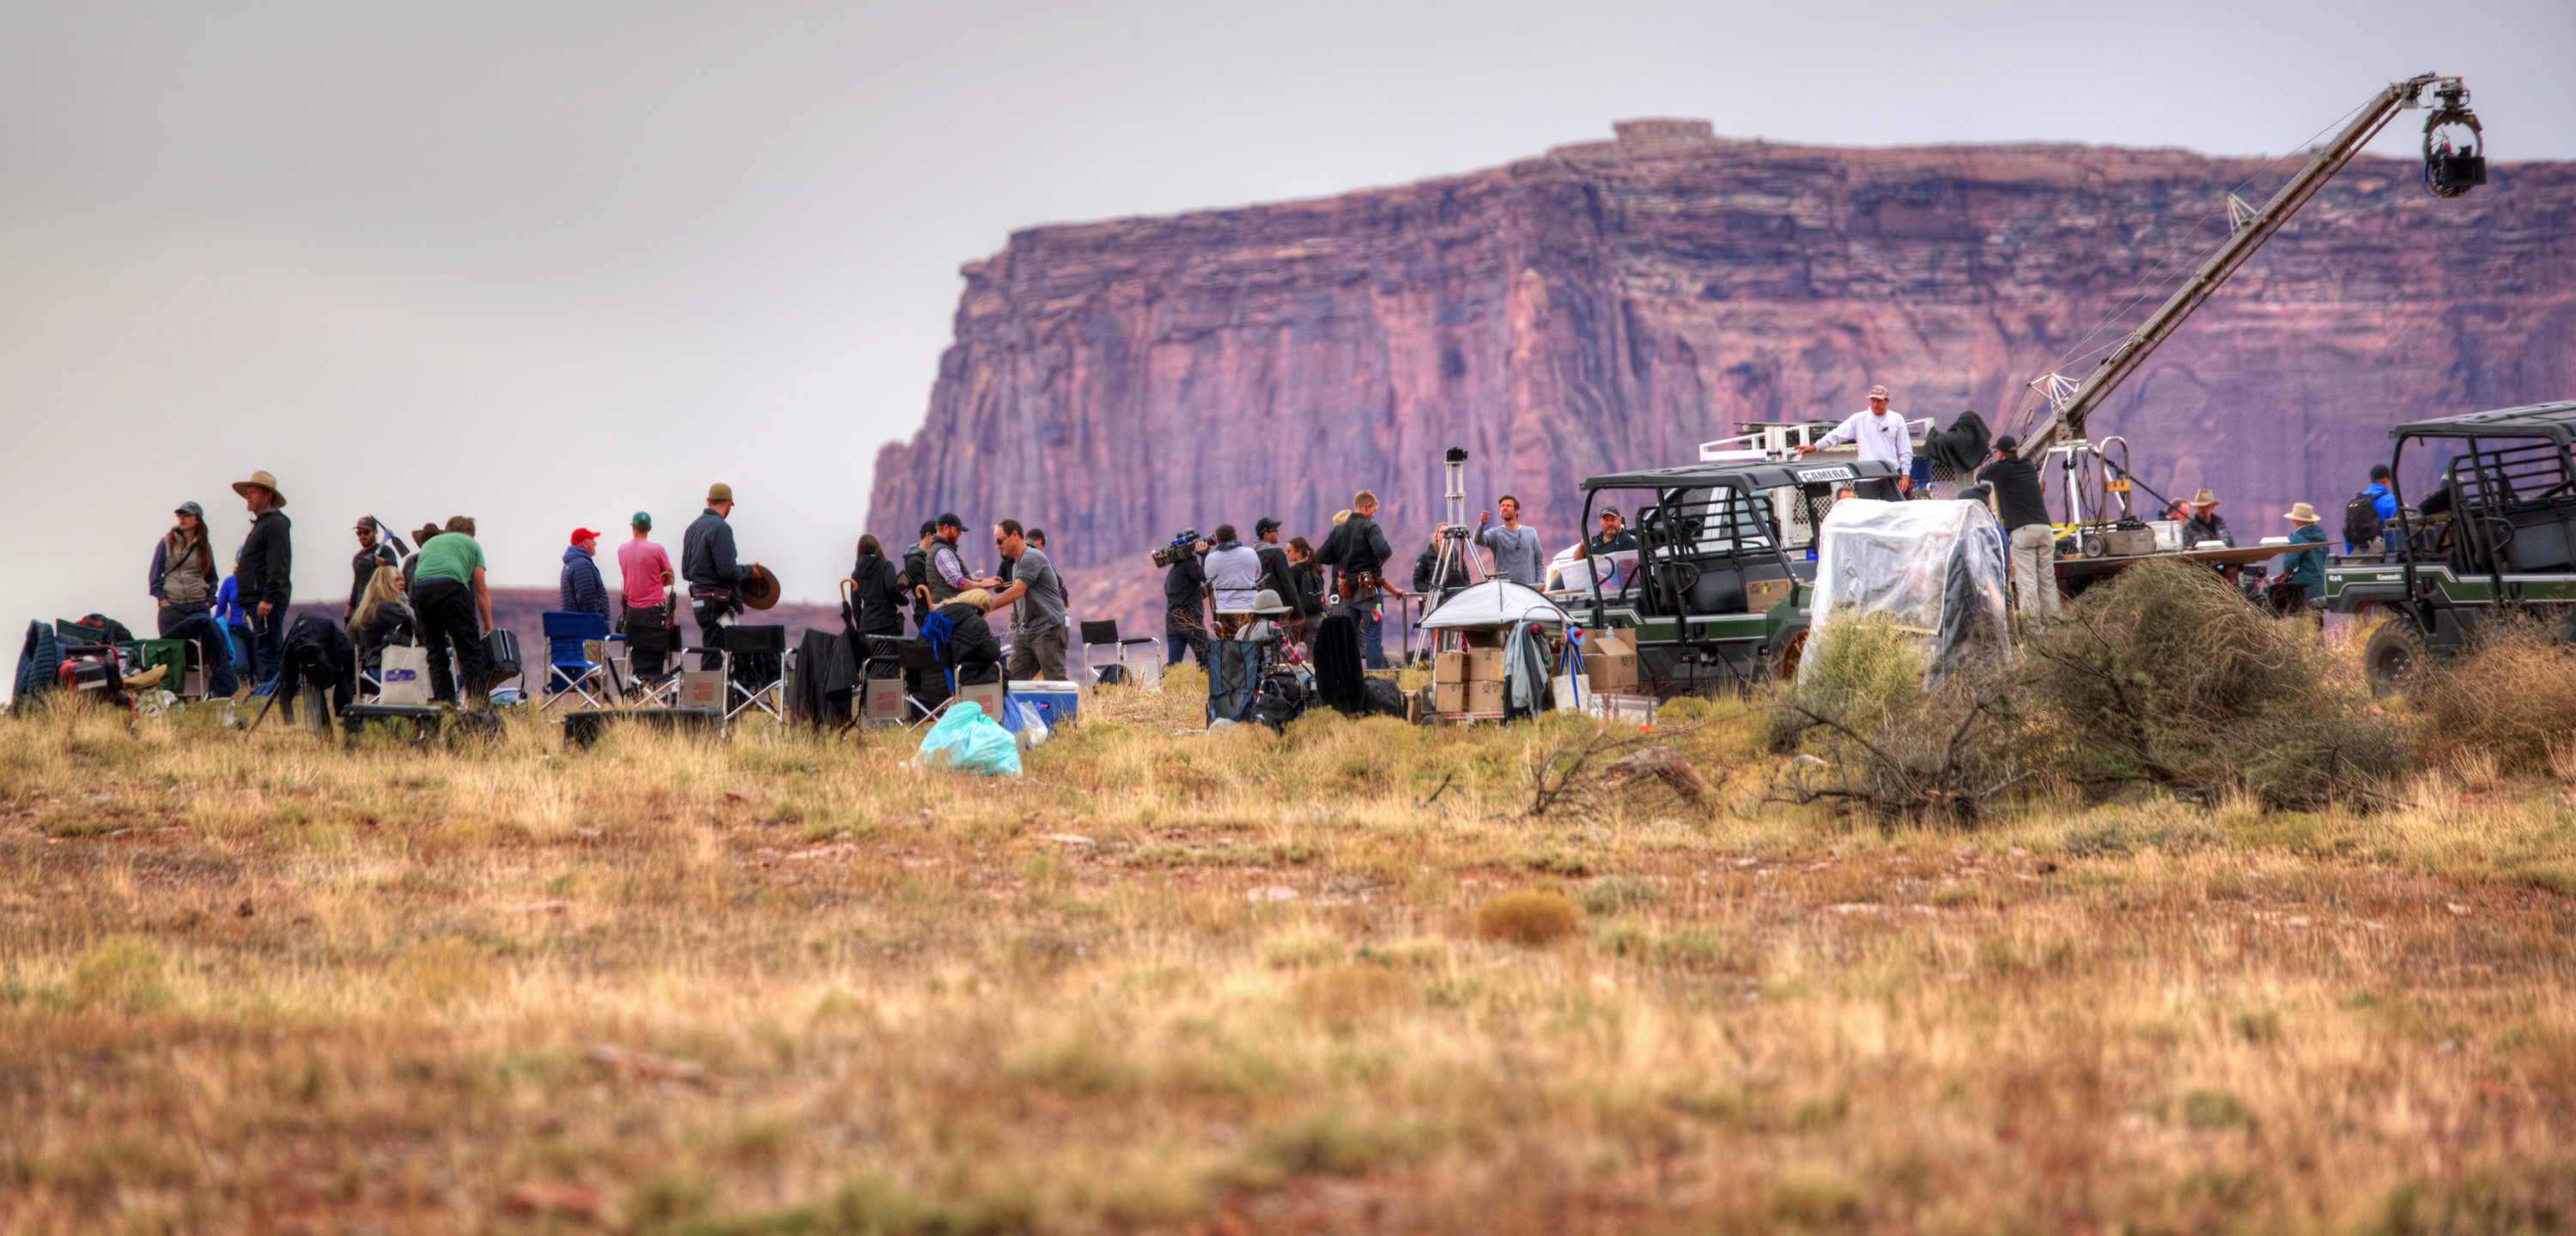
540, 611, 615, 712
1078, 619, 1161, 688
712, 624, 789, 724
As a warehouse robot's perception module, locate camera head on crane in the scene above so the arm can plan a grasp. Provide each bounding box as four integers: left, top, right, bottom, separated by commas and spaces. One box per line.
2418, 77, 2485, 198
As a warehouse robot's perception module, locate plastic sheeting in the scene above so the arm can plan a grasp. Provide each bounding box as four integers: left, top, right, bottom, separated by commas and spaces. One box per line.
1419, 580, 1569, 630
1803, 499, 2011, 678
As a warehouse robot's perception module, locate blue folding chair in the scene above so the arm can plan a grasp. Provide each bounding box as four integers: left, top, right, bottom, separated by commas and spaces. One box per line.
541, 610, 612, 712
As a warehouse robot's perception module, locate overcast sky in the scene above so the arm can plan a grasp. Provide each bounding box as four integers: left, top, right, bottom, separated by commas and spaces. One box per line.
3, 0, 2570, 647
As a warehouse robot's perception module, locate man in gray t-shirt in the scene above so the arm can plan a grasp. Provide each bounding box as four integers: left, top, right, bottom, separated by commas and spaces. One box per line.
988, 520, 1067, 681
1476, 494, 1546, 587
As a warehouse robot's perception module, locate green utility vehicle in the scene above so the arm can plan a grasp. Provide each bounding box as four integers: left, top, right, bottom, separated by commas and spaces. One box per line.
2324, 401, 2576, 694
1556, 458, 1902, 695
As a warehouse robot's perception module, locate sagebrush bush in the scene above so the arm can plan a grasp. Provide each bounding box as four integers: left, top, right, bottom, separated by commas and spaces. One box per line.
2021, 559, 2405, 809
1781, 614, 1923, 741
2405, 619, 2576, 776
1474, 891, 1582, 946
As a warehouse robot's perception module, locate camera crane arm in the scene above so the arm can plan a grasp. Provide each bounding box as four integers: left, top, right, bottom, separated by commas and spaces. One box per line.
2020, 74, 2484, 461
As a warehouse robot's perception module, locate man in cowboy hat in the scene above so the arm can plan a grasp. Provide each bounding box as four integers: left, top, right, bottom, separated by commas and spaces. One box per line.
1796, 385, 1913, 500
231, 470, 293, 697
985, 518, 1066, 681
682, 483, 762, 670
2278, 501, 2329, 621
2182, 489, 2234, 548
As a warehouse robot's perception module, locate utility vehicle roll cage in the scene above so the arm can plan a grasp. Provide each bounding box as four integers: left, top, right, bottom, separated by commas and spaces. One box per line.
1571, 459, 1901, 625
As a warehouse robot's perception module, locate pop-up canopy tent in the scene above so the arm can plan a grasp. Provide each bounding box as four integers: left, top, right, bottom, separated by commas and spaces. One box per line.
1803, 498, 2011, 677
1419, 580, 1570, 630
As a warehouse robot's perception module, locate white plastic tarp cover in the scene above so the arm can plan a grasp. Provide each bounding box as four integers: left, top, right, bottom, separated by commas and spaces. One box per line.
1545, 546, 1635, 593
1418, 580, 1569, 629
1801, 499, 2010, 678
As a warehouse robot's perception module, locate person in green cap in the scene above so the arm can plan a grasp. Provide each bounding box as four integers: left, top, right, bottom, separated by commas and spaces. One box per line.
617, 511, 675, 678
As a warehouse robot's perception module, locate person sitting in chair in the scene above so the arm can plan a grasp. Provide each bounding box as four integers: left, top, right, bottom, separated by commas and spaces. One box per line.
923, 588, 1004, 689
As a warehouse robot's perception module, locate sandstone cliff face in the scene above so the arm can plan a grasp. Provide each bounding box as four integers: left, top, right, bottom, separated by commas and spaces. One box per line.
872, 120, 2576, 634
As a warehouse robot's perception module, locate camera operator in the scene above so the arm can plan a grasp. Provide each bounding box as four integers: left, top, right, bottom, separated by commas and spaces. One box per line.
1160, 530, 1212, 666
1318, 489, 1401, 669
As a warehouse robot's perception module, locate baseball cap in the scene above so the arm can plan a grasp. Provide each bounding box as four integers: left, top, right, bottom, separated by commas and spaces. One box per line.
353, 514, 378, 533
1868, 385, 1892, 399
1994, 435, 2019, 453
918, 520, 938, 536
175, 500, 204, 519
570, 527, 601, 545
631, 511, 652, 530
707, 482, 733, 504
935, 512, 963, 530
1598, 506, 1622, 520
1255, 517, 1281, 536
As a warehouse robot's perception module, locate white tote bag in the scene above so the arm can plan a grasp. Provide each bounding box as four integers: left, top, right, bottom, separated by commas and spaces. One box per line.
380, 646, 430, 706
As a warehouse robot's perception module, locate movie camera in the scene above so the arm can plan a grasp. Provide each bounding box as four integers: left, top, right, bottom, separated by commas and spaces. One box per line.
1150, 529, 1204, 568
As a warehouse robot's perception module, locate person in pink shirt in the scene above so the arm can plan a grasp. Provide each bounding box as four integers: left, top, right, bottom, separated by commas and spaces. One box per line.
616, 512, 676, 677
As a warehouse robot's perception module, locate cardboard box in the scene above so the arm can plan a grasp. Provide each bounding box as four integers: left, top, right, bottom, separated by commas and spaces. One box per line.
1746, 578, 1793, 614
1406, 688, 1425, 725
1465, 645, 1505, 681
1435, 681, 1467, 715
1467, 679, 1505, 714
1433, 651, 1467, 683
1585, 632, 1638, 690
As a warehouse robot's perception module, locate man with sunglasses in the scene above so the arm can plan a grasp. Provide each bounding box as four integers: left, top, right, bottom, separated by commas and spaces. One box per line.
985, 519, 1066, 681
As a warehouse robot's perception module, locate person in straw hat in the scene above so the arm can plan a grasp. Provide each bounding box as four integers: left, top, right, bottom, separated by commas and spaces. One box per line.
2181, 488, 2234, 549
2279, 502, 2329, 620
230, 470, 294, 697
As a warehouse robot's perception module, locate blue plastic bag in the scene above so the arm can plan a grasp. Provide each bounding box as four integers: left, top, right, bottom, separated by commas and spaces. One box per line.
918, 701, 1023, 776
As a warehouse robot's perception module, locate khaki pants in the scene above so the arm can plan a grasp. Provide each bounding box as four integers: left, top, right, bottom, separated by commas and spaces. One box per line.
2010, 524, 2060, 626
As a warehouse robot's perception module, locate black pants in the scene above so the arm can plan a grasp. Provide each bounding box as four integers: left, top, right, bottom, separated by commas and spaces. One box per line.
692, 594, 739, 672
1856, 477, 1905, 501
623, 602, 670, 677
413, 578, 489, 706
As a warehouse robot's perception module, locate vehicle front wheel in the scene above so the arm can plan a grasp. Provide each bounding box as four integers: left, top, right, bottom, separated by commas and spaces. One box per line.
2363, 615, 2427, 699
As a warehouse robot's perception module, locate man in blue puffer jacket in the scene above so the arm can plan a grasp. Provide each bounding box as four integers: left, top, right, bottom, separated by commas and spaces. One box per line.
559, 528, 610, 618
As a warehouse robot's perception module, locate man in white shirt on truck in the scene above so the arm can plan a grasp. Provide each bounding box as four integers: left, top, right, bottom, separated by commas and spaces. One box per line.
1795, 384, 1913, 500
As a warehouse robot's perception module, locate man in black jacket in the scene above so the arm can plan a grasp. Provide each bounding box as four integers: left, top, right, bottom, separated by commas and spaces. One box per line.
1975, 436, 2057, 627
1253, 518, 1297, 616
1317, 490, 1400, 668
900, 521, 936, 631
1163, 534, 1210, 667
231, 470, 294, 697
681, 482, 758, 670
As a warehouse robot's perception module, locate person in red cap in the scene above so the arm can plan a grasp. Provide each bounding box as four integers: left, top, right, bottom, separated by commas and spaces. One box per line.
560, 527, 610, 618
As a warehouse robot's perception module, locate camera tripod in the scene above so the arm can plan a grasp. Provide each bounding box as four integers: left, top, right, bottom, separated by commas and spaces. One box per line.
1410, 447, 1485, 662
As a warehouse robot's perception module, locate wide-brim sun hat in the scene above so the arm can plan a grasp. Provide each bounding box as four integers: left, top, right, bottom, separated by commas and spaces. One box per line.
740, 564, 781, 610
231, 470, 286, 506
1250, 589, 1292, 615
2287, 502, 2321, 524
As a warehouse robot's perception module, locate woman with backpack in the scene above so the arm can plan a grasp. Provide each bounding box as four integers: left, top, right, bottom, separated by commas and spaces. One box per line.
149, 500, 222, 637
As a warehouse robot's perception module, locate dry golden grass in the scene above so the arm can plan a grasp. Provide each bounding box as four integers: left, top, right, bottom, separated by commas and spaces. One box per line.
2, 669, 2573, 1234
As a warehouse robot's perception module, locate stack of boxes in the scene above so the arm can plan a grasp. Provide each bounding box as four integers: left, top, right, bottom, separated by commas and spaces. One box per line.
1432, 633, 1509, 715
1584, 631, 1638, 694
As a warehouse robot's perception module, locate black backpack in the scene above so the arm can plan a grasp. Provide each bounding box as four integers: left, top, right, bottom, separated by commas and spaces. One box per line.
2342, 491, 2384, 548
